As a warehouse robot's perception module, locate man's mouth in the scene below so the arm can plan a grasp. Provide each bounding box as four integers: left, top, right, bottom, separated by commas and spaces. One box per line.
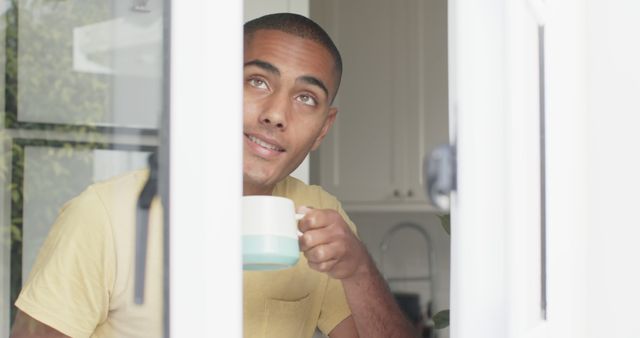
247, 134, 285, 152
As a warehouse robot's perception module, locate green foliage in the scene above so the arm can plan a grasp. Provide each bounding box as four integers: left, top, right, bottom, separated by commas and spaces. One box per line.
437, 213, 450, 235
1, 0, 113, 324
435, 214, 451, 329
433, 309, 450, 330
5, 0, 111, 129
1, 0, 112, 245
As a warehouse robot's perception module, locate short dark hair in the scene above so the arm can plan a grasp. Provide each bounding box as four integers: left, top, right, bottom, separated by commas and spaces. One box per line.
244, 13, 343, 97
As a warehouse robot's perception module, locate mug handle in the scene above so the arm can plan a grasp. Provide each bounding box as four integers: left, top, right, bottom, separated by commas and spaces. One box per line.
295, 213, 305, 237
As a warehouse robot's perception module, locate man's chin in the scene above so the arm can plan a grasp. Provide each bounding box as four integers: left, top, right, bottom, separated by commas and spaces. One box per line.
243, 170, 281, 195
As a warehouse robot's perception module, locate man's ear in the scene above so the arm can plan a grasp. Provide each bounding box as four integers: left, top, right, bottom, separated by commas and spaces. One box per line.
311, 107, 338, 151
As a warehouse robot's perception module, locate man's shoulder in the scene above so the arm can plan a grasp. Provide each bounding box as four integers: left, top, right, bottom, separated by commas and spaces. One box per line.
274, 176, 341, 210
65, 169, 149, 216
89, 169, 149, 198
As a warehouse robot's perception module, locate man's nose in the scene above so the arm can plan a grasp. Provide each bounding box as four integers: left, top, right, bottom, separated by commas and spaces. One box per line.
259, 96, 289, 130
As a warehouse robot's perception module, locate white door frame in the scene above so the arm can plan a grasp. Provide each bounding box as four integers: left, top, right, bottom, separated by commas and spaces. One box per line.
449, 0, 593, 337
169, 1, 243, 337
448, 0, 510, 336
449, 0, 553, 337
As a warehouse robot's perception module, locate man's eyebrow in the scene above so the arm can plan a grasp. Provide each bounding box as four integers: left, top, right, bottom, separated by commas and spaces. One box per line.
298, 75, 329, 98
244, 59, 280, 76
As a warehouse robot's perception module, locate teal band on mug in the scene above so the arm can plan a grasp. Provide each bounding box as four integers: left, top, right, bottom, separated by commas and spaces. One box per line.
243, 235, 299, 270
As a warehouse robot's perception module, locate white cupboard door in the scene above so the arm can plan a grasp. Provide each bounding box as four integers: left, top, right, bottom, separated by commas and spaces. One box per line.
449, 0, 549, 337
244, 0, 309, 21
315, 0, 449, 207
316, 0, 404, 204
404, 0, 449, 205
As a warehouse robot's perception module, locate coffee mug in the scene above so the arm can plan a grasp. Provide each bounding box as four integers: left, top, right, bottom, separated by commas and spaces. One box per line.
242, 196, 304, 270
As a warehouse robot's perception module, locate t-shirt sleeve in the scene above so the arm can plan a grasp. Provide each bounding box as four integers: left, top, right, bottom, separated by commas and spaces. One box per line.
336, 202, 358, 236
15, 186, 116, 338
317, 277, 352, 335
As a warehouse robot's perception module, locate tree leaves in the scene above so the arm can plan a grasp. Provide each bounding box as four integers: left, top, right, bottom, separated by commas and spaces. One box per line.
433, 309, 450, 329
437, 213, 450, 235
433, 214, 450, 329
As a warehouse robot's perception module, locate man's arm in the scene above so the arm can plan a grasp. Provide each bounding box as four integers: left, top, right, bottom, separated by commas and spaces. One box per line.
298, 207, 417, 338
328, 315, 358, 338
11, 310, 69, 338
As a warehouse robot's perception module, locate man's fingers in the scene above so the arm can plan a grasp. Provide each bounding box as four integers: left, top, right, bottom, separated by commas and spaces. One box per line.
299, 227, 331, 251
308, 258, 339, 273
297, 208, 332, 233
297, 205, 313, 214
304, 242, 342, 264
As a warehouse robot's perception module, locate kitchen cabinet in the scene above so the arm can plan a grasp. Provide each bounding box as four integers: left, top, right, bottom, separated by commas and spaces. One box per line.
245, 0, 308, 21
310, 0, 448, 211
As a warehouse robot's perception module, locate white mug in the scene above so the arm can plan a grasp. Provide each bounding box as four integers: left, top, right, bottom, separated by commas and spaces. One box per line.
242, 196, 304, 270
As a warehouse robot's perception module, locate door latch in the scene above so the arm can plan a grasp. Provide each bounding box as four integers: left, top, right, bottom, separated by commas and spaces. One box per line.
424, 144, 456, 210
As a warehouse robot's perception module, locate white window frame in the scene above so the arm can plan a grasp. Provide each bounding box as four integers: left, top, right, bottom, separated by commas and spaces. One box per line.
169, 2, 243, 337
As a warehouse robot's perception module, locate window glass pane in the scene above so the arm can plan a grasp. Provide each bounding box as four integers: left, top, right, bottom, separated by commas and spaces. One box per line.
13, 0, 162, 128
1, 0, 166, 336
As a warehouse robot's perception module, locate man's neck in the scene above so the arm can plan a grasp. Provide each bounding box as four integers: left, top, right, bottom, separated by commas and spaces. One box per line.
243, 182, 274, 196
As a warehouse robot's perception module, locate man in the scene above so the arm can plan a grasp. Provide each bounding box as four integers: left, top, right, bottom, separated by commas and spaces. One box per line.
12, 13, 416, 338
242, 13, 416, 338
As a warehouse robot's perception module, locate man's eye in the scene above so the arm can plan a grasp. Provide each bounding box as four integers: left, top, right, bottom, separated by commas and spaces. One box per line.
297, 94, 317, 106
248, 78, 268, 89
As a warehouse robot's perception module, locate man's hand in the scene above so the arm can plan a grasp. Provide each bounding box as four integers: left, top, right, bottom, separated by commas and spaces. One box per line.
297, 206, 418, 338
297, 206, 370, 280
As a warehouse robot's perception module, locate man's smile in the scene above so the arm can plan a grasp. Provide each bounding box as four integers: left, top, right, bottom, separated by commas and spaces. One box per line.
245, 133, 286, 159
247, 134, 285, 152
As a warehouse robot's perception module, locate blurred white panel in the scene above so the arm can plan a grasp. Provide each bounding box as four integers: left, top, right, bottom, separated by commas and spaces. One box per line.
170, 0, 243, 336
449, 0, 509, 336
586, 1, 640, 337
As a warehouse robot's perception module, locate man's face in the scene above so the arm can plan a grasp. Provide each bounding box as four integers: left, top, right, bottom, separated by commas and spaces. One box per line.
243, 30, 338, 194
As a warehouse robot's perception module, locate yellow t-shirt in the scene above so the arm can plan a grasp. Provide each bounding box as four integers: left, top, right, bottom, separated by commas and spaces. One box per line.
16, 171, 353, 338
243, 176, 355, 338
16, 170, 164, 338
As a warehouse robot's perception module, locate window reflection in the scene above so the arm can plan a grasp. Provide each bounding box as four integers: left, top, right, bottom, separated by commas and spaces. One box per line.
1, 0, 164, 335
